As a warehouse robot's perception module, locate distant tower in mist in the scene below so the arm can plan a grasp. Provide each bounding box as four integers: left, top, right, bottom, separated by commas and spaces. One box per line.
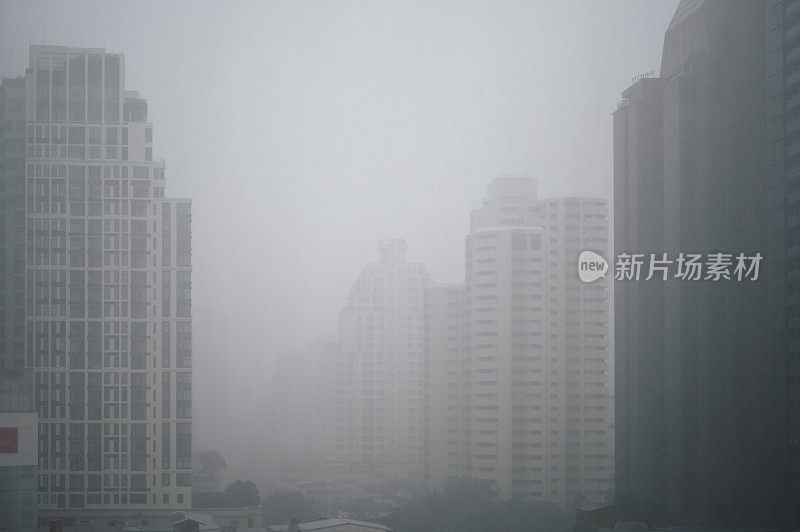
425, 176, 612, 510
259, 342, 328, 458
0, 45, 193, 519
613, 0, 783, 526
323, 239, 432, 482
423, 284, 466, 489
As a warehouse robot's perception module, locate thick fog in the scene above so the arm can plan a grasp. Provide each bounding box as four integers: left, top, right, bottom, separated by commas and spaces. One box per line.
0, 0, 678, 480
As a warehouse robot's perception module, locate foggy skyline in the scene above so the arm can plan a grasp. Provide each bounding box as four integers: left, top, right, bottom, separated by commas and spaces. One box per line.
0, 0, 678, 448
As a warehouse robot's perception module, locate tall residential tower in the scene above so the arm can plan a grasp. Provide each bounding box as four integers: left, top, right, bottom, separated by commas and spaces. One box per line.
423, 284, 466, 490
324, 240, 432, 485
0, 45, 193, 518
425, 177, 612, 511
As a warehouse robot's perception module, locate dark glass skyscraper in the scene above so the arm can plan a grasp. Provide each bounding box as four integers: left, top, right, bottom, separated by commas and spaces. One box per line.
614, 0, 780, 526
766, 0, 800, 527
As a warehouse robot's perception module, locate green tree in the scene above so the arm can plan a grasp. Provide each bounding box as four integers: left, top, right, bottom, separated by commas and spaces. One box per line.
198, 449, 228, 479
262, 491, 318, 526
497, 498, 571, 532
385, 477, 570, 532
387, 477, 498, 531
193, 480, 260, 508
224, 479, 260, 507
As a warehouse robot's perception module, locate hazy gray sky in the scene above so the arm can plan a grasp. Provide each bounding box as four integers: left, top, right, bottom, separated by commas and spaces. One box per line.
1, 0, 678, 448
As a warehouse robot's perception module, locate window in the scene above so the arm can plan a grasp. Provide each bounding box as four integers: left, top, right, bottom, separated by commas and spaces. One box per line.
88, 56, 102, 122
162, 322, 171, 367
176, 273, 191, 318
162, 421, 170, 468
176, 203, 191, 267
176, 422, 191, 469
175, 324, 191, 370
104, 55, 120, 123
68, 126, 85, 144
176, 372, 191, 418
132, 166, 149, 180
88, 127, 101, 144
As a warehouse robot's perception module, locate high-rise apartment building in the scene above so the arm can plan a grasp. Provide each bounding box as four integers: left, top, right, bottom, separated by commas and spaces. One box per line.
0, 45, 192, 518
323, 240, 432, 484
425, 177, 612, 510
614, 0, 777, 525
0, 75, 27, 371
466, 177, 611, 508
423, 284, 466, 490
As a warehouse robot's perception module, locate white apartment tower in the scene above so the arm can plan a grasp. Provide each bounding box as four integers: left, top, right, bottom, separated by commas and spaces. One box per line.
13, 45, 192, 515
423, 285, 466, 489
426, 176, 612, 510
324, 240, 432, 483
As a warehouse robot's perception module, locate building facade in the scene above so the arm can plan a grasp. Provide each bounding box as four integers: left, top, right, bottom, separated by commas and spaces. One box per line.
324, 240, 432, 484
423, 284, 466, 490
766, 1, 800, 528
463, 177, 612, 508
612, 74, 667, 514
0, 75, 27, 371
614, 0, 778, 525
0, 45, 193, 518
424, 177, 612, 510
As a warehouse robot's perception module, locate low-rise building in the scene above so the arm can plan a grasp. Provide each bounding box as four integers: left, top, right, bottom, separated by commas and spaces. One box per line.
186, 506, 263, 531
267, 517, 391, 532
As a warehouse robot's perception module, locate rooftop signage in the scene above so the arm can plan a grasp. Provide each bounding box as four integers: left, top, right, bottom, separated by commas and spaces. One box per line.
632, 69, 656, 83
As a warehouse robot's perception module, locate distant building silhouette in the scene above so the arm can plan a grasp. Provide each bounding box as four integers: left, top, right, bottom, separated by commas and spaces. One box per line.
323, 240, 432, 483
422, 284, 466, 490
260, 345, 327, 457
